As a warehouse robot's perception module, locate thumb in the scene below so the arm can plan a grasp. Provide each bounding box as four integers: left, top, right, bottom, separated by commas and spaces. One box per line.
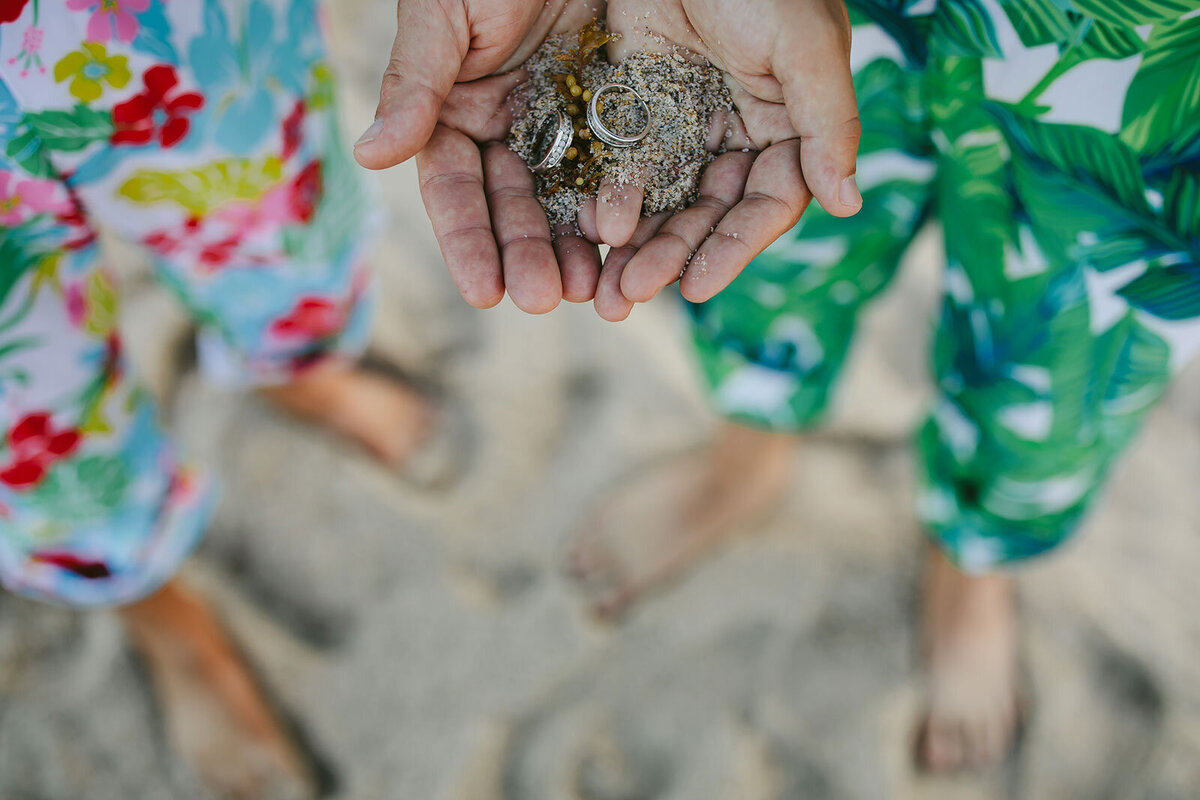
776, 15, 862, 217
354, 0, 467, 170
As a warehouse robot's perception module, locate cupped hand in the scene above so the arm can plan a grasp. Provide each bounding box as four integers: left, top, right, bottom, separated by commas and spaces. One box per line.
356, 0, 606, 313
589, 0, 861, 320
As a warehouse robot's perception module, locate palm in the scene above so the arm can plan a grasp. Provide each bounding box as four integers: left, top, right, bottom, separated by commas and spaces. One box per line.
455, 0, 597, 78
357, 0, 608, 313
608, 0, 787, 135
362, 0, 858, 318
585, 0, 859, 319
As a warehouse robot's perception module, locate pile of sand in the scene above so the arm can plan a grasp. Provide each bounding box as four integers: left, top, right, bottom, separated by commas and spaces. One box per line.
508, 22, 732, 226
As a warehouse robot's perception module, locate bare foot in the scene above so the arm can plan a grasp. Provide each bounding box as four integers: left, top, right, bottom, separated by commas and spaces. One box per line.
261, 362, 435, 468
120, 580, 315, 800
567, 424, 793, 620
915, 545, 1023, 772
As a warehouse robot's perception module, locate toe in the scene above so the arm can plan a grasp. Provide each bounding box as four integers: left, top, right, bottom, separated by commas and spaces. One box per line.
381, 393, 439, 467
964, 713, 994, 768
990, 694, 1023, 763
565, 546, 588, 577
593, 586, 633, 622
566, 532, 636, 621
263, 768, 316, 800
566, 547, 598, 580
920, 712, 962, 772
566, 535, 605, 578
566, 524, 628, 591
987, 695, 1021, 765
204, 750, 268, 800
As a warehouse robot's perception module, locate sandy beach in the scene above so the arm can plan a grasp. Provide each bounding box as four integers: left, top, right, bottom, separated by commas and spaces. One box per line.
3, 2, 1200, 797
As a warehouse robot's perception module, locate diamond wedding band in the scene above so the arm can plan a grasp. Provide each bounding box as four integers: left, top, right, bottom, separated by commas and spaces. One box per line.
530, 109, 574, 172
586, 83, 651, 148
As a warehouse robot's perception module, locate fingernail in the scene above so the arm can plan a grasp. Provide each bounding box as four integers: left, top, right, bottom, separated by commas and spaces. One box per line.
840, 175, 862, 209
355, 118, 383, 148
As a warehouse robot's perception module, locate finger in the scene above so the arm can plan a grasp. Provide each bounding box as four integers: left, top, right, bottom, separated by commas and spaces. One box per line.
482, 143, 562, 314
354, 0, 467, 170
776, 11, 862, 216
595, 178, 644, 247
619, 151, 754, 302
438, 71, 526, 142
594, 246, 637, 322
594, 211, 670, 321
606, 0, 702, 61
553, 224, 603, 303
416, 125, 504, 308
577, 197, 602, 243
681, 140, 811, 303
707, 108, 753, 152
723, 85, 795, 146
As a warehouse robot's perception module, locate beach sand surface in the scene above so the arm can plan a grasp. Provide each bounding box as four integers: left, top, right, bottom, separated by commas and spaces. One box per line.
2, 2, 1199, 797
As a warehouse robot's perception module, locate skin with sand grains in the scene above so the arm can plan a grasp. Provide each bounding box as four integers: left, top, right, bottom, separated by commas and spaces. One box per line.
355, 0, 861, 316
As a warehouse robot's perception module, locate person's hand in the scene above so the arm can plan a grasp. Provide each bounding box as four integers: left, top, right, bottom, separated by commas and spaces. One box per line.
586, 0, 861, 321
355, 0, 606, 313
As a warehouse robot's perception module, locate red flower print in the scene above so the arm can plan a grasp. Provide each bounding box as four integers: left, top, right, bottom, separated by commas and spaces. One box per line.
30, 551, 112, 579
290, 161, 322, 224
57, 205, 98, 251
198, 237, 241, 266
111, 65, 203, 148
281, 99, 305, 161
0, 459, 46, 487
143, 215, 266, 272
0, 411, 83, 490
270, 296, 345, 341
101, 332, 123, 387
0, 0, 30, 24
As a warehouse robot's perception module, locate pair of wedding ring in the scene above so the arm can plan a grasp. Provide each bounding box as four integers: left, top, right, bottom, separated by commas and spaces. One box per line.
530, 83, 652, 173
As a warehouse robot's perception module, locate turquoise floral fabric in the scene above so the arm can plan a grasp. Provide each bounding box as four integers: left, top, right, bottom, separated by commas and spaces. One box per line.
690, 0, 1200, 570
0, 0, 373, 606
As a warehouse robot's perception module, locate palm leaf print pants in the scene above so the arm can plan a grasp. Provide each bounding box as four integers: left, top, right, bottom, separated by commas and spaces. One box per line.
689, 0, 1200, 570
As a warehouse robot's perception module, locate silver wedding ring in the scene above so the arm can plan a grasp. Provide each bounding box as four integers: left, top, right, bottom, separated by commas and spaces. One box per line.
530, 109, 574, 173
586, 83, 651, 148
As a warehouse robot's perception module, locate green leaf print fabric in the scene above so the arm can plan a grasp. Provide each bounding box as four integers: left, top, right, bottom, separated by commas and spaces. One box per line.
689, 0, 1200, 570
